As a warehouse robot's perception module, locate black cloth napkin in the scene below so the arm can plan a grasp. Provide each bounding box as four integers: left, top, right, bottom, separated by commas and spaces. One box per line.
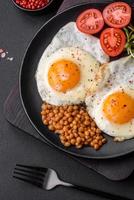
4, 0, 134, 181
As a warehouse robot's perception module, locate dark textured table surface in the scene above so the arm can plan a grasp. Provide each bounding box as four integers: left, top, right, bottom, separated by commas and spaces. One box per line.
0, 1, 134, 200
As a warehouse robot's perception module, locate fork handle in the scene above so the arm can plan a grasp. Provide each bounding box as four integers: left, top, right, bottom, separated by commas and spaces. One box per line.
59, 180, 73, 187
62, 184, 129, 200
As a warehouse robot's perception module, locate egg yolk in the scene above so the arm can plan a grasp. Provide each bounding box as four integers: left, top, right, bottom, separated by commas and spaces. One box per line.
48, 60, 80, 93
103, 92, 134, 124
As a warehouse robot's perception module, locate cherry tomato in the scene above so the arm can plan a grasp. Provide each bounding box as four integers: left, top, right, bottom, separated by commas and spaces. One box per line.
76, 9, 104, 35
100, 28, 126, 57
103, 2, 131, 28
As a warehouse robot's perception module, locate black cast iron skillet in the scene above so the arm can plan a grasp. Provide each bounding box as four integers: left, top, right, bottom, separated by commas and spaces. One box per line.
20, 2, 134, 159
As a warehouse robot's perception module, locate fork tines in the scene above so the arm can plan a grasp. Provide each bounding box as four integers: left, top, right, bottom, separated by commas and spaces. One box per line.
13, 164, 47, 187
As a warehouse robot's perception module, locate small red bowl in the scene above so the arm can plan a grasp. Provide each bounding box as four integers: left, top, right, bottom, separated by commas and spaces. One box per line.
12, 0, 54, 13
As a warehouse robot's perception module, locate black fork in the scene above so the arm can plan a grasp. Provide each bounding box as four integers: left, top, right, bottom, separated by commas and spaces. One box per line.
13, 164, 129, 200
13, 164, 72, 190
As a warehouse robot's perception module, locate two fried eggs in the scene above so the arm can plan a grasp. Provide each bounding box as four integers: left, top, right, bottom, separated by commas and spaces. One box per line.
36, 22, 134, 141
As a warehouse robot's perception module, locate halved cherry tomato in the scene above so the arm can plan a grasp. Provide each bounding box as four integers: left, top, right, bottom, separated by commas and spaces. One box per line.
103, 2, 131, 28
100, 28, 126, 57
76, 9, 104, 35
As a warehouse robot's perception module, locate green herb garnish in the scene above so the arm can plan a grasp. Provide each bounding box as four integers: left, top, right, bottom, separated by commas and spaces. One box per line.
124, 25, 134, 58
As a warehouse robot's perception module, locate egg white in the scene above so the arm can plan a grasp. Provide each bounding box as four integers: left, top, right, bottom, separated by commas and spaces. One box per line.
41, 22, 109, 64
36, 47, 101, 105
86, 56, 134, 140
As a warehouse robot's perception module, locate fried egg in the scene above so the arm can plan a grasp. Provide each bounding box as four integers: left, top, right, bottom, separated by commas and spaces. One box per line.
41, 22, 109, 64
36, 47, 102, 105
86, 56, 134, 141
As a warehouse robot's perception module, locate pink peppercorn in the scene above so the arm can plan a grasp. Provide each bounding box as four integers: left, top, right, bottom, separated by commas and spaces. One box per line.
15, 0, 49, 10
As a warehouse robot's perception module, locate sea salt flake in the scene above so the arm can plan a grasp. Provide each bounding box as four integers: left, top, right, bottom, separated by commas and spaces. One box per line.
1, 52, 6, 58
7, 57, 14, 61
